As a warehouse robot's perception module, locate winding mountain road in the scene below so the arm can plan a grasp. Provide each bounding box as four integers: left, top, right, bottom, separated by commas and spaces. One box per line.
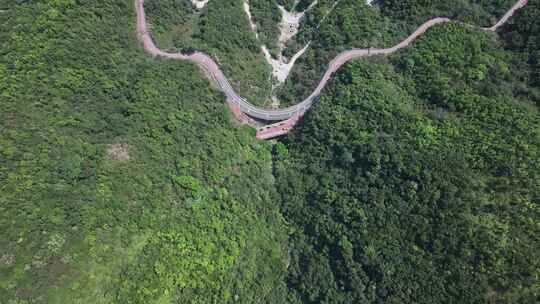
135, 0, 529, 122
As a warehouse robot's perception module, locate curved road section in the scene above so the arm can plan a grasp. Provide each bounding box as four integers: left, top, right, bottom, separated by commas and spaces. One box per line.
135, 0, 528, 121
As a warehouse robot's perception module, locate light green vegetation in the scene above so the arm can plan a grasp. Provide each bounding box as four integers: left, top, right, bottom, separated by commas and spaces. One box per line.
0, 0, 287, 303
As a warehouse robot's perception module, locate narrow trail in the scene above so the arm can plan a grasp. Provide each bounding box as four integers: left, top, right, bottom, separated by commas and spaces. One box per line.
135, 0, 528, 122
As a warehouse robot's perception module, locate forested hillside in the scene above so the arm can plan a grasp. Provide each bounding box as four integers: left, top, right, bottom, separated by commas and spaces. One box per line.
144, 0, 272, 105
1, 0, 539, 303
0, 0, 287, 303
276, 21, 540, 304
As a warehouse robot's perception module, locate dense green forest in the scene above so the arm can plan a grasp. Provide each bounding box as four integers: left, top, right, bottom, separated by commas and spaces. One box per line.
0, 0, 287, 303
276, 19, 540, 304
502, 0, 540, 90
1, 0, 539, 303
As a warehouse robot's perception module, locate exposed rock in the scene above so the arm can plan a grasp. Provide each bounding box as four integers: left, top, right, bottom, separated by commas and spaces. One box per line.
0, 253, 15, 266
107, 143, 130, 162
243, 0, 316, 84
261, 43, 310, 83
243, 1, 259, 39
191, 0, 209, 10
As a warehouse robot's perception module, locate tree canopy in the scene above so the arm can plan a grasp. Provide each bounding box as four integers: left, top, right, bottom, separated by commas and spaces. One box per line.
1, 0, 538, 303
276, 22, 540, 303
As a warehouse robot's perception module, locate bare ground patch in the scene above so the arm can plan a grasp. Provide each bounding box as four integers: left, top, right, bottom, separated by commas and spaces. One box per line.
107, 143, 131, 162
